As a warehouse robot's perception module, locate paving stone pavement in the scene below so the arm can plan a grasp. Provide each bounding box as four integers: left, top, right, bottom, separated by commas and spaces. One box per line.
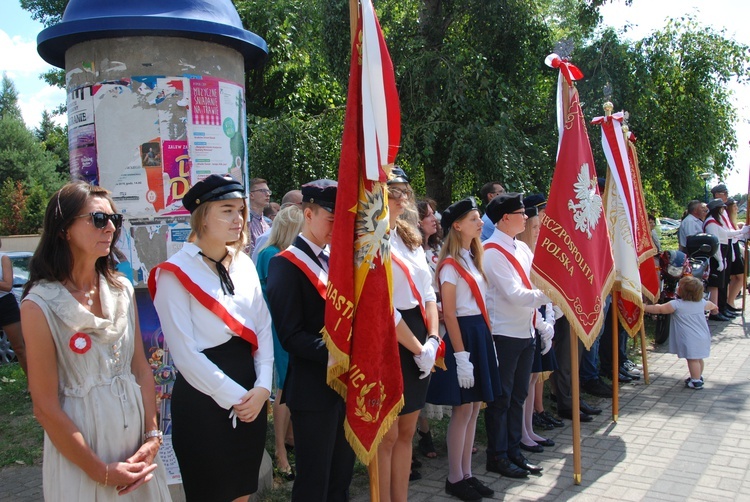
2, 314, 748, 501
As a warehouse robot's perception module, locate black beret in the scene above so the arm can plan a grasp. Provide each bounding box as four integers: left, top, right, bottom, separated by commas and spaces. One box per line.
441, 197, 479, 234
707, 198, 726, 211
711, 183, 728, 194
486, 192, 524, 224
183, 174, 245, 213
523, 194, 547, 218
388, 166, 410, 184
726, 197, 736, 206
302, 179, 338, 213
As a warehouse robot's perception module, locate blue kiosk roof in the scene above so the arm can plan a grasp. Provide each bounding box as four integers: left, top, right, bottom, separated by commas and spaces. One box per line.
37, 0, 268, 69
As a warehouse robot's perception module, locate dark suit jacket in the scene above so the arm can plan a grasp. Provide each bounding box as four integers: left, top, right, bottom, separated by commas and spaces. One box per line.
266, 236, 340, 411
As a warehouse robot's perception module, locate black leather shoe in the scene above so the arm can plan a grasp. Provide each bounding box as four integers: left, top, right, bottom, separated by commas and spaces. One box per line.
520, 441, 544, 453
618, 370, 633, 383
539, 410, 564, 428
535, 437, 555, 447
619, 367, 641, 380
445, 478, 482, 500
582, 378, 613, 398
721, 309, 739, 318
486, 457, 529, 478
579, 401, 602, 416
558, 408, 593, 422
725, 305, 743, 313
509, 454, 543, 473
708, 313, 731, 322
532, 412, 555, 430
465, 476, 494, 497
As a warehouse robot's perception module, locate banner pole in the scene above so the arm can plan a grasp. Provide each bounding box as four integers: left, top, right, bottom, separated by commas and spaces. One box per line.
611, 291, 619, 422
744, 141, 749, 311
570, 322, 582, 484
639, 323, 650, 385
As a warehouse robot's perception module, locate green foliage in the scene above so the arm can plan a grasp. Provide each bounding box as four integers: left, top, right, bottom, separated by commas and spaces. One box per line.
0, 74, 24, 122
0, 115, 65, 193
577, 18, 749, 216
0, 363, 42, 467
35, 110, 70, 175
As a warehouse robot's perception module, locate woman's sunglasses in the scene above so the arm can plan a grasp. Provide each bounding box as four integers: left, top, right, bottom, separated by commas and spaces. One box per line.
74, 212, 124, 229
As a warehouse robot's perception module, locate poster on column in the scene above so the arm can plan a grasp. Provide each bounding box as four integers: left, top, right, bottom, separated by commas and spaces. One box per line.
187, 77, 247, 184
68, 86, 97, 184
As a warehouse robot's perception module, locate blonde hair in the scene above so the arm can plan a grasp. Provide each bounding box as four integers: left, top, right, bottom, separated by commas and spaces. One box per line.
678, 275, 704, 302
188, 199, 249, 254
437, 210, 485, 282
262, 205, 303, 252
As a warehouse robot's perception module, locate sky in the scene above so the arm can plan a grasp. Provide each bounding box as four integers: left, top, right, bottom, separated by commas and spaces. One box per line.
1, 0, 749, 192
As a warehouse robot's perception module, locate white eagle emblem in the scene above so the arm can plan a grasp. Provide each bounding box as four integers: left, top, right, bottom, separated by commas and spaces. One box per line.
567, 163, 603, 239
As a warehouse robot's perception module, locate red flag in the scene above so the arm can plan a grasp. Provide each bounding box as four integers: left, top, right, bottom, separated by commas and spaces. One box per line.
531, 57, 615, 349
322, 0, 403, 465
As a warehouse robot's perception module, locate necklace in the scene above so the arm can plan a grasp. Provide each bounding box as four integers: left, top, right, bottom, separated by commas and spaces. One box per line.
67, 280, 98, 307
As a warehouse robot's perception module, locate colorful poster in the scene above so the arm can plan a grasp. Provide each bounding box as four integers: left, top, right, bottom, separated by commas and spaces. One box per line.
68, 86, 97, 184
162, 140, 191, 214
187, 77, 247, 184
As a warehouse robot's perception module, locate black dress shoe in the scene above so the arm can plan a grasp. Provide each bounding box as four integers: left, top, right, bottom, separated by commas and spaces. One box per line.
539, 410, 564, 428
618, 370, 633, 383
465, 476, 494, 497
708, 313, 731, 322
445, 478, 482, 500
725, 305, 743, 313
619, 367, 641, 380
486, 457, 529, 478
509, 454, 543, 473
535, 437, 555, 447
582, 378, 613, 398
558, 408, 593, 422
532, 412, 555, 430
579, 401, 602, 416
721, 309, 739, 318
520, 441, 544, 453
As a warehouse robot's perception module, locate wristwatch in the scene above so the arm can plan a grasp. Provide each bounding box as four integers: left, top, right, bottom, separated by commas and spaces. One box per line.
144, 429, 163, 445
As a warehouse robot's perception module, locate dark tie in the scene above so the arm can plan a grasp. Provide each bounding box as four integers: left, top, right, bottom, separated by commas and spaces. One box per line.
318, 251, 330, 271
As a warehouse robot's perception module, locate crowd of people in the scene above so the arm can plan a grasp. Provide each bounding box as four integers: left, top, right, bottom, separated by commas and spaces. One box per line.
9, 173, 745, 501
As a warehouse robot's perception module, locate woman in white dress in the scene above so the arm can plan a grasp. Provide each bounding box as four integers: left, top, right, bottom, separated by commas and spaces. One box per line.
21, 181, 170, 501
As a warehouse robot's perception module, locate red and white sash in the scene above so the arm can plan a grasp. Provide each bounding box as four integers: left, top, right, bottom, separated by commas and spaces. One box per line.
438, 257, 491, 330
391, 253, 427, 327
278, 246, 328, 299
483, 242, 537, 326
148, 262, 258, 351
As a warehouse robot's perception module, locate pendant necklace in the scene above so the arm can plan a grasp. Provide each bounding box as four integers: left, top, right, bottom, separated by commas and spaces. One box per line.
67, 279, 98, 307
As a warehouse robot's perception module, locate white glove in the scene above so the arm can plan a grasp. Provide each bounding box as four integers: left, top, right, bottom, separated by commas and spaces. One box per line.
539, 322, 554, 356
454, 351, 475, 388
717, 259, 725, 272
544, 302, 555, 325
414, 337, 439, 379
553, 305, 564, 320
413, 353, 433, 379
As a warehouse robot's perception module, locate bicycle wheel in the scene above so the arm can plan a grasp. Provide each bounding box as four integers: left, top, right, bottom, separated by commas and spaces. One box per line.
654, 313, 670, 345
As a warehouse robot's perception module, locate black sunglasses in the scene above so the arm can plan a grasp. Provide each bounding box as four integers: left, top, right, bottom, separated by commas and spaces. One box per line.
74, 212, 124, 229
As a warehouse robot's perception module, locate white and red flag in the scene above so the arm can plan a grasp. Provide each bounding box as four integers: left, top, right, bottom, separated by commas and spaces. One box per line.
531, 55, 615, 349
323, 0, 403, 465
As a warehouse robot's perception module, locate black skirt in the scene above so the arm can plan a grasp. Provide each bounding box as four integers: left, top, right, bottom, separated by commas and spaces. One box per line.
530, 330, 559, 373
398, 306, 430, 415
171, 336, 267, 501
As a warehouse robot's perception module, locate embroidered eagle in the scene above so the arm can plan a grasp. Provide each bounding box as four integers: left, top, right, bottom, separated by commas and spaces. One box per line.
567, 163, 603, 239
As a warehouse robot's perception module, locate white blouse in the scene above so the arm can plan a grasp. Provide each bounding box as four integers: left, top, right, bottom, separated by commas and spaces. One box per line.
153, 243, 274, 410
438, 248, 485, 317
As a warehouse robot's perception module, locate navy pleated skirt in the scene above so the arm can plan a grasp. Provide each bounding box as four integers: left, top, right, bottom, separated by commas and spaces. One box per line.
426, 314, 502, 406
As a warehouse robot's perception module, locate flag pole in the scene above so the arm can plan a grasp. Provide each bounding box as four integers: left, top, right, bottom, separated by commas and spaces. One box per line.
639, 323, 650, 385
570, 326, 582, 484
744, 141, 749, 311
611, 292, 619, 422
347, 1, 380, 499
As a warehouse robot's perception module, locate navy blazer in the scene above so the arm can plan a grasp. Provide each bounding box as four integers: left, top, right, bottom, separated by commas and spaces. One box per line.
266, 236, 341, 411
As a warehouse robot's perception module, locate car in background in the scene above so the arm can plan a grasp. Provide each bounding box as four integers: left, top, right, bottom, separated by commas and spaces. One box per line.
659, 217, 680, 235
0, 251, 32, 364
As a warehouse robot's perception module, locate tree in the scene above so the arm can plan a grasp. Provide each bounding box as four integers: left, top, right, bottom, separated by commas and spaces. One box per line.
576, 19, 749, 216
35, 110, 69, 175
0, 74, 23, 122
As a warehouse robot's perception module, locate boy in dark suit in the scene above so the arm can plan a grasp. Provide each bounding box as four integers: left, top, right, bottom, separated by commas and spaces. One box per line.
266, 179, 355, 501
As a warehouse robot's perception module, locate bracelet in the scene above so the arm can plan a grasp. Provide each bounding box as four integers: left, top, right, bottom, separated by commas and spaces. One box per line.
427, 334, 440, 342
104, 464, 108, 486
144, 429, 163, 446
